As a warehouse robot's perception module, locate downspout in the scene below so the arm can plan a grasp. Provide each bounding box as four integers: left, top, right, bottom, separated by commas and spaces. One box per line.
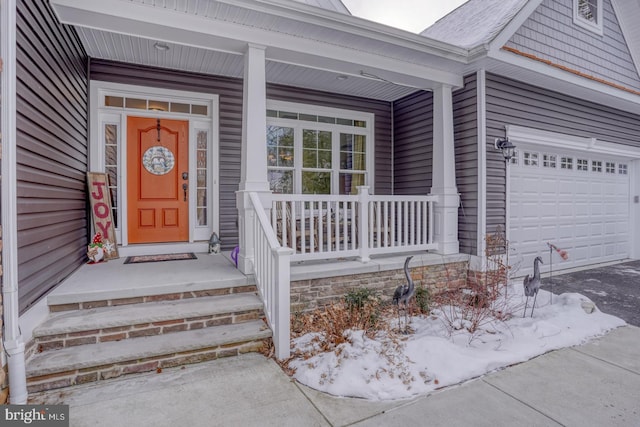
1, 0, 28, 404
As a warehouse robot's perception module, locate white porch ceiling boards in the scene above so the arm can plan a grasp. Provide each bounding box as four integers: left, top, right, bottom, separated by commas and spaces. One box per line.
52, 0, 467, 101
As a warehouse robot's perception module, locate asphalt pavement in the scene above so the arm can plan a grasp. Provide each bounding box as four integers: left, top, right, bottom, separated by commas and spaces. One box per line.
542, 260, 640, 326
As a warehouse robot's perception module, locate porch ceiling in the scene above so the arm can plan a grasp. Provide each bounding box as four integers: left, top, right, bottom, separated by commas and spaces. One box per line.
51, 0, 469, 102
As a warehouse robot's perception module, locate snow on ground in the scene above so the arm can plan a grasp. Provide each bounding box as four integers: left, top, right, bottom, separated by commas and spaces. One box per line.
289, 284, 625, 401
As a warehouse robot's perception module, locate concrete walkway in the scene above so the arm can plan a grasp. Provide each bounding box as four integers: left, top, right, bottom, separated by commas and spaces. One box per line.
29, 325, 640, 427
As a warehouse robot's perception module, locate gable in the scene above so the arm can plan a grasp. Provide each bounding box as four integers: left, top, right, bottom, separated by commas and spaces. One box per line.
503, 0, 640, 92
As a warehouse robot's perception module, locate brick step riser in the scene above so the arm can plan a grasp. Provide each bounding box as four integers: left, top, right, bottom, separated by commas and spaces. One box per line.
49, 285, 259, 313
35, 309, 264, 352
27, 338, 270, 393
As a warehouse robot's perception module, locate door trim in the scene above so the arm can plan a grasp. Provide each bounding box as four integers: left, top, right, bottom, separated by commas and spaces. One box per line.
90, 81, 219, 248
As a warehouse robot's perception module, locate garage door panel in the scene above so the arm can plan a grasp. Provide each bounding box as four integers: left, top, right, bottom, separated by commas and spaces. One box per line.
509, 148, 630, 277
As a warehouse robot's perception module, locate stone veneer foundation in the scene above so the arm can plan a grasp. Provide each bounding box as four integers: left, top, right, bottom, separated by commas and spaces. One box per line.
290, 257, 478, 313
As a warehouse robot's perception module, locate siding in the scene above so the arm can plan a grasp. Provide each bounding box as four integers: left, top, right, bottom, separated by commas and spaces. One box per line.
90, 61, 393, 249
506, 0, 640, 92
393, 91, 433, 195
485, 72, 640, 233
453, 74, 479, 256
393, 79, 480, 256
16, 0, 88, 313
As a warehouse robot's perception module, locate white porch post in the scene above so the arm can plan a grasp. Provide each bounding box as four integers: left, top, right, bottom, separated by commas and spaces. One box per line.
236, 44, 270, 274
429, 84, 460, 254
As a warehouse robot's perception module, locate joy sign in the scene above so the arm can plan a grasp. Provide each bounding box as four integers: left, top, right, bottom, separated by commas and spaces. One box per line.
87, 172, 119, 260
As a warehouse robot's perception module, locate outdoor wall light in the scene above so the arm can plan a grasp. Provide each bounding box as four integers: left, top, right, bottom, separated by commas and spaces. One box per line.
495, 137, 516, 161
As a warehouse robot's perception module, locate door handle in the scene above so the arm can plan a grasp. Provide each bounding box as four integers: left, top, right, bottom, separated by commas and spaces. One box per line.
182, 183, 188, 201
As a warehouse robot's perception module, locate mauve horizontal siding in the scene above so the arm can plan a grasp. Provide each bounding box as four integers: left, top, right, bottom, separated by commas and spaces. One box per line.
453, 74, 479, 256
266, 84, 393, 195
506, 0, 640, 92
16, 0, 88, 313
393, 91, 433, 195
485, 72, 640, 233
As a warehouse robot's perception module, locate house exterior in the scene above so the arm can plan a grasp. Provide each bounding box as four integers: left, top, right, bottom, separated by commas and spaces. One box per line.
1, 0, 639, 402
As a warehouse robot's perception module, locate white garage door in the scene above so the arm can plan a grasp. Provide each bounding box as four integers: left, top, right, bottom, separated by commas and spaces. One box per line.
509, 146, 630, 277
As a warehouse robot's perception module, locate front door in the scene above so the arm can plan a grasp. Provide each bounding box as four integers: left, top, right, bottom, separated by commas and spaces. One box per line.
127, 116, 189, 243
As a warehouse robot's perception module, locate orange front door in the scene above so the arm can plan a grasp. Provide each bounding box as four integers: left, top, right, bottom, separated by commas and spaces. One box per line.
127, 117, 189, 243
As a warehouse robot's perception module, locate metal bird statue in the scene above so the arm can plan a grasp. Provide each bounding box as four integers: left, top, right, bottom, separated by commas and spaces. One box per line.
523, 256, 543, 317
393, 256, 415, 333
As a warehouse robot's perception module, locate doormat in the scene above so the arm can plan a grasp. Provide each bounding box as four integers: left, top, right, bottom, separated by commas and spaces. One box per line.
123, 253, 197, 264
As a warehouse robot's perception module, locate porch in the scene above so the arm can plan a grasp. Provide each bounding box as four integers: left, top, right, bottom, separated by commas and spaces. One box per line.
24, 248, 469, 392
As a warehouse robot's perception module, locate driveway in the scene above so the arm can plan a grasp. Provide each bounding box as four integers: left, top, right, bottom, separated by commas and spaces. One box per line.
541, 260, 640, 326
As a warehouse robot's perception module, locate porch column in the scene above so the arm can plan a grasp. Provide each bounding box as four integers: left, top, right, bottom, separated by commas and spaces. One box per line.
429, 84, 460, 255
236, 43, 270, 274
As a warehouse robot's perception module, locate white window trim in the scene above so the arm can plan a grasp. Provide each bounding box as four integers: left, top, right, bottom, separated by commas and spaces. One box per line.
266, 100, 375, 194
573, 0, 604, 36
90, 81, 219, 245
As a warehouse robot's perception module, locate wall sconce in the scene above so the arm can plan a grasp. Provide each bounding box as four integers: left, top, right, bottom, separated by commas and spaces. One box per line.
495, 137, 516, 161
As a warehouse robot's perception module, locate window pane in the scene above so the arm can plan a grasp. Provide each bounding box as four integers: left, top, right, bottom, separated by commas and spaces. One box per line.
269, 170, 293, 193
303, 129, 331, 169
148, 100, 169, 112
125, 98, 146, 109
105, 96, 123, 107
303, 149, 318, 168
197, 207, 207, 227
267, 126, 294, 168
197, 169, 207, 187
191, 105, 208, 116
339, 173, 365, 195
302, 171, 331, 194
170, 102, 190, 113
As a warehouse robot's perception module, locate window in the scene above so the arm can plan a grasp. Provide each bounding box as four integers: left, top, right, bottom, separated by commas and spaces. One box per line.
523, 152, 539, 166
543, 154, 556, 168
606, 162, 616, 174
560, 157, 573, 170
574, 0, 603, 35
619, 164, 628, 175
591, 160, 602, 172
577, 159, 589, 171
266, 102, 372, 195
104, 124, 119, 227
196, 130, 209, 226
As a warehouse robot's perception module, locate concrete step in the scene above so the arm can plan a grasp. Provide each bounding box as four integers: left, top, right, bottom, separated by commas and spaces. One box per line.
26, 320, 272, 393
34, 293, 264, 350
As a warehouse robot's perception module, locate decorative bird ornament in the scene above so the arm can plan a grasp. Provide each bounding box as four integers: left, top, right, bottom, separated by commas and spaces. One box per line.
523, 256, 543, 317
393, 256, 415, 332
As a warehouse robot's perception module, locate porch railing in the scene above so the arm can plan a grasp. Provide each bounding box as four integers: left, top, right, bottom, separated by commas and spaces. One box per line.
248, 192, 292, 360
269, 187, 437, 262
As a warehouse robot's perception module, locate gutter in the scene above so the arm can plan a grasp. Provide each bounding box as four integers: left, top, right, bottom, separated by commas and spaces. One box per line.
1, 0, 28, 404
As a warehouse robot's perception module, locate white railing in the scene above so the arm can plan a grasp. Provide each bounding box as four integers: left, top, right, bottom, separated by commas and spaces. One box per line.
248, 192, 292, 360
270, 186, 437, 262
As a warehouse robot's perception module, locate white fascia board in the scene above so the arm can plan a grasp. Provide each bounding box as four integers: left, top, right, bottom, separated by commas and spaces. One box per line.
490, 48, 640, 109
51, 0, 464, 88
488, 0, 544, 54
506, 125, 640, 159
213, 0, 469, 58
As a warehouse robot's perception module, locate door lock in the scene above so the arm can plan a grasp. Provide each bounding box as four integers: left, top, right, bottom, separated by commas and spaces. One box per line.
182, 172, 188, 180
182, 183, 188, 201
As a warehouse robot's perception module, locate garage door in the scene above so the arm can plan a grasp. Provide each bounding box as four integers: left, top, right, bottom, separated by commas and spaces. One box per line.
509, 146, 630, 277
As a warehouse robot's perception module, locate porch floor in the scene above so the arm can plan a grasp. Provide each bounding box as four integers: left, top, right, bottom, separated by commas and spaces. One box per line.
48, 253, 250, 306
49, 250, 471, 306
